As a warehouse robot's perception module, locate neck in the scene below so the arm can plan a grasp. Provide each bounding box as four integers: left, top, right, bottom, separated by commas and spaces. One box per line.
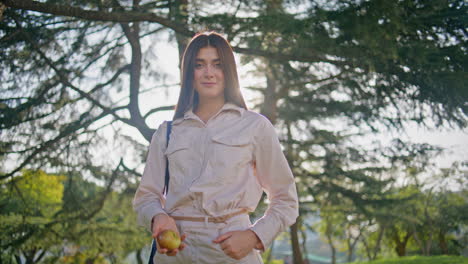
195, 97, 226, 123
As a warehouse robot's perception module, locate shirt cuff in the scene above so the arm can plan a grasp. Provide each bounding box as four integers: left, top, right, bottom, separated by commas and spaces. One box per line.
139, 204, 167, 233
250, 218, 276, 250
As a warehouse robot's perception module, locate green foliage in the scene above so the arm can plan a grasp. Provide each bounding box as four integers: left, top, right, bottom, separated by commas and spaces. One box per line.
0, 170, 66, 262
0, 168, 148, 263
1, 169, 64, 216
60, 191, 148, 262
308, 166, 468, 262
261, 247, 286, 264
352, 255, 468, 264
48, 173, 148, 264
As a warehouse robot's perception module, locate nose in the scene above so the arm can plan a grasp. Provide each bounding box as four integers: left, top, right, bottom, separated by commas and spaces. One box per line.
204, 65, 215, 78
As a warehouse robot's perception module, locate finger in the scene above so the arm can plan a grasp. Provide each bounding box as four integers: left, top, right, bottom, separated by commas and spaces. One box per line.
213, 232, 233, 243
180, 233, 187, 241
152, 227, 162, 238
166, 249, 178, 256
157, 247, 167, 254
225, 250, 235, 259
179, 242, 186, 251
155, 240, 163, 253
255, 241, 264, 250
220, 240, 230, 251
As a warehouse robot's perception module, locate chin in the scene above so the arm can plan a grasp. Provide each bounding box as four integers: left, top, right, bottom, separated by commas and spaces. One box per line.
198, 91, 224, 100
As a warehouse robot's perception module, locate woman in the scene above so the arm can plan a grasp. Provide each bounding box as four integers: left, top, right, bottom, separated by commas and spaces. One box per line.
133, 32, 298, 263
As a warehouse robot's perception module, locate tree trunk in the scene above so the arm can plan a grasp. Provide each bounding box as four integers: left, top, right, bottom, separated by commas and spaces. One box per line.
261, 68, 278, 124
258, 41, 302, 264
413, 229, 433, 256
422, 195, 434, 256
300, 221, 309, 260
170, 0, 189, 63
346, 227, 361, 262
265, 239, 275, 264
120, 0, 153, 141
371, 225, 385, 260
425, 238, 432, 256
346, 234, 352, 262
24, 248, 37, 264
33, 249, 46, 263
0, 2, 6, 20
327, 236, 336, 264
25, 256, 33, 264
438, 230, 448, 254
393, 229, 412, 257
290, 222, 304, 264
285, 123, 302, 264
361, 237, 372, 261
325, 223, 336, 264
14, 254, 22, 264
412, 230, 426, 255
135, 249, 143, 264
395, 243, 406, 257
347, 243, 353, 262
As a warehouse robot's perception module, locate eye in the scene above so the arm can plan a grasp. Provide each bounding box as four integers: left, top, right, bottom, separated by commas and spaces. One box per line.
214, 63, 222, 69
195, 63, 203, 69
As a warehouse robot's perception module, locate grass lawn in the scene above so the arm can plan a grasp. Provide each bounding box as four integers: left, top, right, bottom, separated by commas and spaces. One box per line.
352, 255, 468, 264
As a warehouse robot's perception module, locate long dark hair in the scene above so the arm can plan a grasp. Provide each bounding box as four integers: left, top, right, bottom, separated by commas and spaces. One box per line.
173, 32, 247, 120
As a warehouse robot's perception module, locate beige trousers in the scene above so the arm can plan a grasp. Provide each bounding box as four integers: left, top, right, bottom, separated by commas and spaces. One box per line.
153, 214, 264, 264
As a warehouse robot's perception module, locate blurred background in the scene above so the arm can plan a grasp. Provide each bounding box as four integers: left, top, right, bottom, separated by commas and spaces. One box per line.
1, 0, 467, 263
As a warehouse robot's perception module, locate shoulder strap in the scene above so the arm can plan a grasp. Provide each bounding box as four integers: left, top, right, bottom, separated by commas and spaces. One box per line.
163, 121, 172, 195
148, 121, 172, 264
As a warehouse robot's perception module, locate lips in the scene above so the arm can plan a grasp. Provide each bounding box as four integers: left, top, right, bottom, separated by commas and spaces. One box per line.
201, 82, 217, 86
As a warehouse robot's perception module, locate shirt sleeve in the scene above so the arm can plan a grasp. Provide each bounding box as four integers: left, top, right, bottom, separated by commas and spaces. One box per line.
133, 121, 169, 232
250, 117, 299, 249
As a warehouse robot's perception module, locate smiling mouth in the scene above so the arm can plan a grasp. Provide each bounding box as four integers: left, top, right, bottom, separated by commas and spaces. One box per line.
202, 82, 216, 86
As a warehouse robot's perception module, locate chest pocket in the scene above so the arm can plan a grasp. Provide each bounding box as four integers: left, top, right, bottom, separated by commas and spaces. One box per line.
164, 138, 191, 187
211, 134, 252, 168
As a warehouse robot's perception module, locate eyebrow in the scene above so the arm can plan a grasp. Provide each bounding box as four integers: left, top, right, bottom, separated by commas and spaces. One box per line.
195, 58, 221, 63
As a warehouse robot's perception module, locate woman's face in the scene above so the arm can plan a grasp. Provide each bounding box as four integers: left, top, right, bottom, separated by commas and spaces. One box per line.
193, 46, 225, 102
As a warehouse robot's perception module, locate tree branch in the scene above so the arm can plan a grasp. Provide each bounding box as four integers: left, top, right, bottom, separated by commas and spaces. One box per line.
1, 0, 193, 35
120, 19, 154, 142
0, 2, 6, 19
0, 106, 126, 180
88, 64, 131, 94
120, 159, 142, 178
13, 18, 135, 128
3, 0, 343, 64
1, 160, 122, 249
143, 105, 175, 119
232, 46, 338, 64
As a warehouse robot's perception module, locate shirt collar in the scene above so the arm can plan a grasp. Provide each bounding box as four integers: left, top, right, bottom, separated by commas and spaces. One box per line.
176, 102, 245, 124
218, 102, 245, 116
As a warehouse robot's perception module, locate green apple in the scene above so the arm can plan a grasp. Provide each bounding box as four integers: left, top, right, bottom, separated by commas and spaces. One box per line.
157, 229, 181, 251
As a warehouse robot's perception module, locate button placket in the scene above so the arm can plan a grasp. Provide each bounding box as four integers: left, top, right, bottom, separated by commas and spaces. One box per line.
189, 127, 206, 186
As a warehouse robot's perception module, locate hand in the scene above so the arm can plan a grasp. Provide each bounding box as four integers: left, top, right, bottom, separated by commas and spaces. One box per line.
212, 229, 263, 260
152, 213, 187, 256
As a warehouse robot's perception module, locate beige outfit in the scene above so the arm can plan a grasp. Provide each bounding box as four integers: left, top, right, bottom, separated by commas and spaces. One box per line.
133, 103, 299, 263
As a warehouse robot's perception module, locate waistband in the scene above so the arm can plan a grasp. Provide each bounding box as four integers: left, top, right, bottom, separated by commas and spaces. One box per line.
171, 209, 248, 223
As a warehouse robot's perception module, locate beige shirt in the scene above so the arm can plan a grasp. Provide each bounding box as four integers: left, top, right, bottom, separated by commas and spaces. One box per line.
133, 103, 299, 248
